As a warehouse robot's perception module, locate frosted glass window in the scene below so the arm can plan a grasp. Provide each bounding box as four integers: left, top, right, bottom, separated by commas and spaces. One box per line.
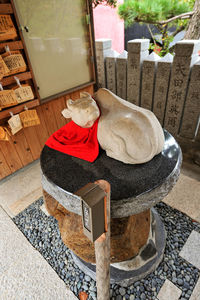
13, 0, 93, 100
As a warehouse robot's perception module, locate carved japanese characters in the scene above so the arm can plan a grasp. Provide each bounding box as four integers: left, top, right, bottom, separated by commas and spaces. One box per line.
62, 89, 165, 164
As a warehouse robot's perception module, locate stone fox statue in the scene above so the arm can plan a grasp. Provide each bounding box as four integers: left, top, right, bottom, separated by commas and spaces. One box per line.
62, 88, 165, 164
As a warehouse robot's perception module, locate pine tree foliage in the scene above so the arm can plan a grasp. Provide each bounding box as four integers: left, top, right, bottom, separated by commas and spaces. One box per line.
92, 0, 117, 7
118, 0, 192, 26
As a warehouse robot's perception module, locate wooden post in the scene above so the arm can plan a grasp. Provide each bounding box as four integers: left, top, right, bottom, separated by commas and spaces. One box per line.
77, 180, 111, 300
94, 180, 110, 300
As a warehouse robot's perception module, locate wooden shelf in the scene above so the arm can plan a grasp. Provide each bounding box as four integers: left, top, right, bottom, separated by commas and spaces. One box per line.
0, 99, 40, 119
0, 3, 13, 14
1, 71, 32, 86
0, 40, 23, 53
0, 1, 40, 122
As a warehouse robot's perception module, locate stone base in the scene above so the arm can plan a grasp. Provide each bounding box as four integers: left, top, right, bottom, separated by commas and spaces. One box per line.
71, 208, 166, 287
43, 189, 151, 263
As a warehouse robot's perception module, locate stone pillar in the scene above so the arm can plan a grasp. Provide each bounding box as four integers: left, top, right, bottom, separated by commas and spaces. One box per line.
140, 52, 160, 110
196, 125, 200, 142
127, 39, 149, 105
153, 53, 173, 126
180, 60, 200, 139
164, 40, 200, 136
105, 50, 119, 94
95, 39, 112, 88
116, 50, 128, 99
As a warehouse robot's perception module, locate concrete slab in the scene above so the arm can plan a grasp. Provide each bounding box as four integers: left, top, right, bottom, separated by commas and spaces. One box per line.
180, 230, 200, 269
157, 279, 182, 300
0, 160, 42, 217
190, 277, 200, 300
0, 206, 77, 300
163, 173, 200, 222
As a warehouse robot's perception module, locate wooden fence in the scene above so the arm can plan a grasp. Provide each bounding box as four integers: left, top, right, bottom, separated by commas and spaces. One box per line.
95, 39, 200, 157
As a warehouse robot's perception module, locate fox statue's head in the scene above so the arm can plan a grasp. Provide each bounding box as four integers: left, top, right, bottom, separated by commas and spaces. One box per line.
62, 92, 100, 128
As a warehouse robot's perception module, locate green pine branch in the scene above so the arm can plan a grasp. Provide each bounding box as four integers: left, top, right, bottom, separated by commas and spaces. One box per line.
118, 0, 194, 27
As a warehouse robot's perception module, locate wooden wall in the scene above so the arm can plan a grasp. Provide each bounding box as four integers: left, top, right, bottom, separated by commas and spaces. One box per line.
0, 85, 94, 180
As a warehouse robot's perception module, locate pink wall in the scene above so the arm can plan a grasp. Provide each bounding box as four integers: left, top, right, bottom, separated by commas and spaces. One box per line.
93, 1, 124, 54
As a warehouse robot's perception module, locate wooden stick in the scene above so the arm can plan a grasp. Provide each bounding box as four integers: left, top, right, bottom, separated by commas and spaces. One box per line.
94, 180, 111, 300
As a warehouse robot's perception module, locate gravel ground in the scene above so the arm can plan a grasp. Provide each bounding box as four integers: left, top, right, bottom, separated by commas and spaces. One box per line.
13, 198, 200, 300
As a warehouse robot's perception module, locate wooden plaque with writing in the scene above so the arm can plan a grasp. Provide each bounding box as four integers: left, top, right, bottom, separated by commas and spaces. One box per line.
0, 55, 9, 79
19, 109, 40, 127
0, 15, 17, 41
0, 89, 18, 108
2, 50, 27, 75
8, 114, 23, 135
13, 84, 34, 103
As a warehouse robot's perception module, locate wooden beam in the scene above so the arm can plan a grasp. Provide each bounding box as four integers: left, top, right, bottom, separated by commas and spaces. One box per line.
0, 99, 40, 119
41, 102, 59, 136
0, 138, 23, 173
0, 40, 23, 53
1, 71, 32, 87
0, 3, 13, 14
10, 129, 33, 166
0, 148, 11, 179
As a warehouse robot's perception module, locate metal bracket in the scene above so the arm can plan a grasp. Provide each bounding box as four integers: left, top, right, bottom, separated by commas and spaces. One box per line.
86, 14, 90, 25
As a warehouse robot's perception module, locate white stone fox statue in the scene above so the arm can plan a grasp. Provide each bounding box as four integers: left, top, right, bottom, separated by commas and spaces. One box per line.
62, 88, 164, 164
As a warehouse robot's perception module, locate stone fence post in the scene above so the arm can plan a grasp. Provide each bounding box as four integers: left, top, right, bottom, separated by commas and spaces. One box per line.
105, 50, 119, 95
180, 60, 200, 139
164, 40, 200, 136
127, 39, 149, 105
140, 52, 160, 110
95, 39, 112, 88
153, 53, 173, 126
95, 37, 200, 145
116, 50, 128, 99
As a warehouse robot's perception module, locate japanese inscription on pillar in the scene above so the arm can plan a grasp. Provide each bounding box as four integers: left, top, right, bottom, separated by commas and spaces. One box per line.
95, 39, 112, 88
105, 50, 119, 94
180, 60, 200, 139
153, 53, 173, 126
116, 51, 127, 99
127, 39, 149, 105
140, 52, 160, 111
164, 40, 200, 135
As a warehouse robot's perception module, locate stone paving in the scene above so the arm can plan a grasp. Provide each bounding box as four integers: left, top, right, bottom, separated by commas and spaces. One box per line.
0, 159, 200, 299
157, 279, 182, 300
12, 198, 200, 300
180, 231, 200, 270
0, 206, 77, 300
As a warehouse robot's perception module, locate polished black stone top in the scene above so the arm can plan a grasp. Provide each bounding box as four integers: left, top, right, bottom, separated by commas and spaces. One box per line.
40, 130, 182, 201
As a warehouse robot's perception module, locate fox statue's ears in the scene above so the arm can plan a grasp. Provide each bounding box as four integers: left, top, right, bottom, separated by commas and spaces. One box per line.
80, 92, 91, 98
61, 108, 71, 118
61, 99, 73, 118
61, 92, 93, 119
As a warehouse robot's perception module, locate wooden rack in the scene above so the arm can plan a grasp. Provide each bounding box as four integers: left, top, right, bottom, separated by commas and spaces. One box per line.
0, 1, 40, 121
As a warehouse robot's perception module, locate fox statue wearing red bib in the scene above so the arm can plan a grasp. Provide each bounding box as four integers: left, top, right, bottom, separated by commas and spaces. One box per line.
61, 88, 164, 164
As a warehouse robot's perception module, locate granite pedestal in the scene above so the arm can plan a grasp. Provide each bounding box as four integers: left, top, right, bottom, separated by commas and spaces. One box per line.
40, 130, 182, 286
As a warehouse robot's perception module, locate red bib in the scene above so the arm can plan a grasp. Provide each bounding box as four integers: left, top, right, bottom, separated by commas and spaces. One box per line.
45, 119, 99, 162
